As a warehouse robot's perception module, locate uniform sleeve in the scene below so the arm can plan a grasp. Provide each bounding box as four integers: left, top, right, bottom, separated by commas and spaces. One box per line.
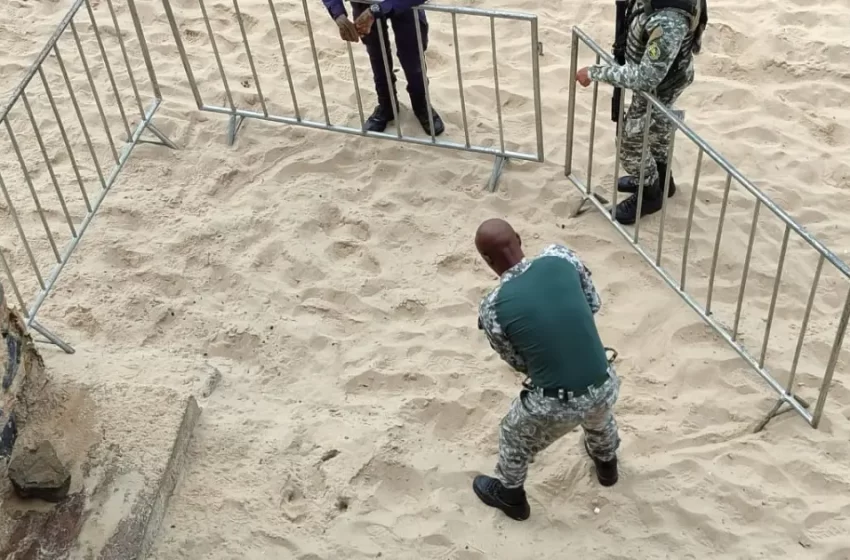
540, 244, 602, 314
587, 9, 690, 92
322, 0, 347, 20
479, 290, 528, 374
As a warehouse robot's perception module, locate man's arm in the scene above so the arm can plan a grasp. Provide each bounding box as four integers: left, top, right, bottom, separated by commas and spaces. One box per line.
541, 244, 602, 314
587, 10, 690, 91
479, 292, 528, 374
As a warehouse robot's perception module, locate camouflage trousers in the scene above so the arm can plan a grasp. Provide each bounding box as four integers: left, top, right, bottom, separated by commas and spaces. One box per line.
620, 75, 693, 187
495, 369, 621, 489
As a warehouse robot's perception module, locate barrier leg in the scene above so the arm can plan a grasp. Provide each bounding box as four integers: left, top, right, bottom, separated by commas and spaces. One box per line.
29, 319, 76, 355
486, 156, 508, 193
227, 115, 246, 146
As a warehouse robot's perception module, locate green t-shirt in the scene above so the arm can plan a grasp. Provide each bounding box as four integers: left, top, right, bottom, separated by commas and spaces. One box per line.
479, 244, 609, 390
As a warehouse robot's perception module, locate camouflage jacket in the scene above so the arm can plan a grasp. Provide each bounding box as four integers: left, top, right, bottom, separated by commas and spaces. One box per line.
588, 0, 697, 95
478, 244, 601, 373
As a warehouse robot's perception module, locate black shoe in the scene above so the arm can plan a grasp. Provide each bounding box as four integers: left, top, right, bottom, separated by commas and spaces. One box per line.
472, 475, 530, 521
365, 104, 395, 133
615, 183, 664, 225
413, 106, 445, 137
583, 440, 619, 487
617, 174, 676, 197
618, 162, 677, 197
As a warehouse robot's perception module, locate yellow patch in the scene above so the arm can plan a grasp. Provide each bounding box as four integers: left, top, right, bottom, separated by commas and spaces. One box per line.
647, 42, 661, 60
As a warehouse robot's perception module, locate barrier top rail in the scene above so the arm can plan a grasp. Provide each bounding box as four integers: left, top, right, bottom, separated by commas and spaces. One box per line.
353, 0, 538, 21
572, 26, 850, 281
0, 0, 87, 124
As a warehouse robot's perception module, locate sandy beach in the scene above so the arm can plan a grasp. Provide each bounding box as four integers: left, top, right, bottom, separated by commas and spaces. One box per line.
2, 0, 850, 557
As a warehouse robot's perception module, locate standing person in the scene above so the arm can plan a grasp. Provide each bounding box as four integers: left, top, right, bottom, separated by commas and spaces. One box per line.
576, 0, 708, 225
472, 218, 621, 521
322, 0, 445, 135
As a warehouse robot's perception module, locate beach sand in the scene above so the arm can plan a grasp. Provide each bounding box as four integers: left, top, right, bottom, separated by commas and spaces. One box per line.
2, 0, 850, 557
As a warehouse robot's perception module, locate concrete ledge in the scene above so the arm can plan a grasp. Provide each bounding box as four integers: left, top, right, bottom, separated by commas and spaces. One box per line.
0, 380, 200, 559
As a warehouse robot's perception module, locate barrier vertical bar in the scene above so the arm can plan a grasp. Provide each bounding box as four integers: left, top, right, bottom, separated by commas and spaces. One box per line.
632, 106, 653, 242
564, 30, 579, 175
414, 8, 436, 143
812, 286, 850, 428
530, 17, 543, 161
610, 87, 625, 218
787, 255, 824, 392
21, 92, 77, 238
39, 67, 92, 212
198, 0, 235, 111
0, 170, 44, 288
451, 13, 470, 148
759, 225, 790, 367
232, 0, 268, 117
376, 22, 401, 138
346, 43, 365, 131
585, 53, 600, 193
679, 148, 703, 290
655, 128, 677, 266
126, 0, 162, 99
85, 0, 132, 140
301, 0, 331, 125
5, 120, 62, 261
268, 0, 300, 121
160, 0, 203, 110
54, 45, 106, 189
733, 200, 762, 340
70, 20, 120, 163
705, 173, 732, 313
490, 17, 505, 154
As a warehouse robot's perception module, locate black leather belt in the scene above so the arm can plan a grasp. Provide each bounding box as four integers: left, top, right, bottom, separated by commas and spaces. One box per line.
523, 377, 608, 400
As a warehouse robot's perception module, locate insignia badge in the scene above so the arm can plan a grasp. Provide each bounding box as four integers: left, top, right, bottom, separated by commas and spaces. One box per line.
647, 42, 661, 60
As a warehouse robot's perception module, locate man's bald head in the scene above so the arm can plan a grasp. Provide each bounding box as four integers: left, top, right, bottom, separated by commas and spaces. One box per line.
475, 218, 524, 276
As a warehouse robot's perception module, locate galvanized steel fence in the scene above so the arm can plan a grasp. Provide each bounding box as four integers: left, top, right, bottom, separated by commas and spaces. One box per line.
565, 27, 850, 430
161, 0, 543, 191
0, 0, 175, 354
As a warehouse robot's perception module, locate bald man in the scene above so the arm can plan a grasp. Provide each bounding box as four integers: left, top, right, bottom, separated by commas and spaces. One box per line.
472, 219, 621, 521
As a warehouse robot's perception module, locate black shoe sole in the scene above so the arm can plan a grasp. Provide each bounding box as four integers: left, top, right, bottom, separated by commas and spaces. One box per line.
472, 476, 530, 521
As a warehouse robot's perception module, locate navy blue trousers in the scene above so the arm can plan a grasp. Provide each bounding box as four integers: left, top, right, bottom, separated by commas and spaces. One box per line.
352, 4, 429, 109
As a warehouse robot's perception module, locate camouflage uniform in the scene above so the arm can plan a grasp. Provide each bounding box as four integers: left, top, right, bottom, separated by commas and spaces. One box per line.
588, 0, 699, 188
479, 244, 621, 489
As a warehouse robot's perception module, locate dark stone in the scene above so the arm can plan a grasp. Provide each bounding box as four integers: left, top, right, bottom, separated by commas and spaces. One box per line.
3, 324, 21, 390
8, 440, 71, 502
0, 411, 17, 458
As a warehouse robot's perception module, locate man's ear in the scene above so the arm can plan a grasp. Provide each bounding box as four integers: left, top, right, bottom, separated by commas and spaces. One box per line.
517, 233, 522, 247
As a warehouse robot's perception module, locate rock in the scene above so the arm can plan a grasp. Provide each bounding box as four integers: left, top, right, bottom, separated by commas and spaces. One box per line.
8, 440, 71, 502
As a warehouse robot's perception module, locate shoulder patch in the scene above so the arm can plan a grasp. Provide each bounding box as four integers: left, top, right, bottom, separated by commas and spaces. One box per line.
647, 41, 661, 60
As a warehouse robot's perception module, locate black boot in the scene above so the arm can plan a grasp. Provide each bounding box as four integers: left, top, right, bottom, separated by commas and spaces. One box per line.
615, 179, 664, 225
364, 103, 396, 133
413, 105, 445, 136
584, 440, 619, 487
618, 162, 677, 197
472, 475, 530, 521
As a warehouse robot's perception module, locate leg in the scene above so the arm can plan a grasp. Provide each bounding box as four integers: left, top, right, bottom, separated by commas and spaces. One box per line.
614, 94, 664, 224
391, 9, 444, 136
581, 372, 621, 485
472, 391, 579, 521
354, 4, 397, 132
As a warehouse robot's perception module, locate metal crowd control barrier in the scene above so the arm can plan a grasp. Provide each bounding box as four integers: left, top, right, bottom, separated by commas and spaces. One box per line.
161, 0, 543, 192
565, 26, 850, 430
0, 0, 176, 354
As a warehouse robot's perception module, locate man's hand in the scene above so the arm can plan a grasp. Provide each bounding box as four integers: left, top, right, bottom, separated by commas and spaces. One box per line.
335, 15, 359, 42
354, 10, 375, 37
576, 67, 592, 87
